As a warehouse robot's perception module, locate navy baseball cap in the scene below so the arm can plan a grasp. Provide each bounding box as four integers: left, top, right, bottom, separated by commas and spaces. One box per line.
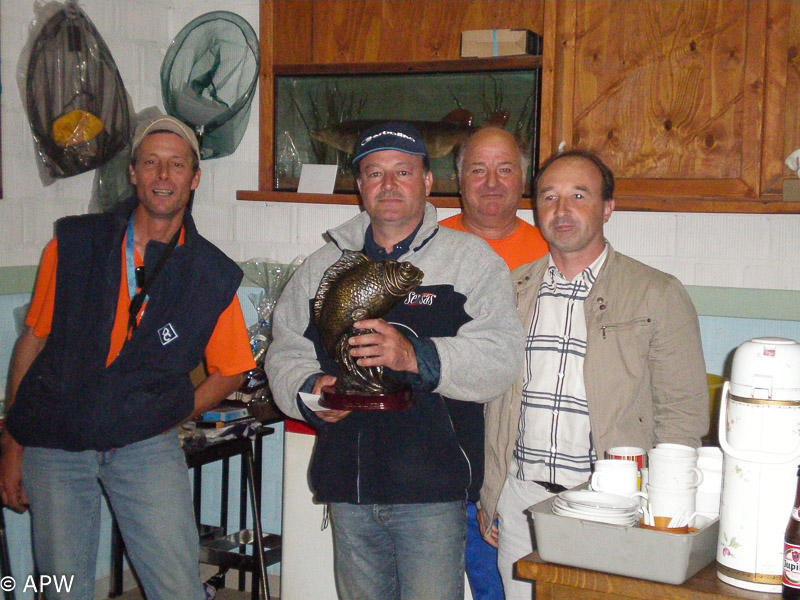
351, 121, 430, 169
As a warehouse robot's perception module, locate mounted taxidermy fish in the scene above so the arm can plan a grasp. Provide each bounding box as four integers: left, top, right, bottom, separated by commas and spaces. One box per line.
311, 109, 509, 160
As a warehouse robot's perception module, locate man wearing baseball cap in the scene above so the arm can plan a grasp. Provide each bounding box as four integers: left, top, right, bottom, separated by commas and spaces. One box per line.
1, 113, 255, 599
267, 121, 524, 599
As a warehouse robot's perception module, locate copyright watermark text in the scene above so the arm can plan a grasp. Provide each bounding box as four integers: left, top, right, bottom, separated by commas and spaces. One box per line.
0, 574, 74, 593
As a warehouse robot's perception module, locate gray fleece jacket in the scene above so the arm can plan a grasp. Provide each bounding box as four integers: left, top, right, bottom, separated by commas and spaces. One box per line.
266, 203, 524, 503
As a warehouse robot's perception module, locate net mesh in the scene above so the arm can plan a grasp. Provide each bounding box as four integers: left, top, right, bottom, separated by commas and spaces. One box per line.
161, 11, 260, 160
25, 1, 131, 178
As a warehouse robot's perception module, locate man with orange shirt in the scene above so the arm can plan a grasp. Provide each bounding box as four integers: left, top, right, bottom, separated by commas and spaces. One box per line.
441, 127, 548, 273
441, 126, 548, 600
0, 114, 255, 600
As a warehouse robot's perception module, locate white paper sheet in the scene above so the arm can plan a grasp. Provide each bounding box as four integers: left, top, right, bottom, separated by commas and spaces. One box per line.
297, 164, 338, 194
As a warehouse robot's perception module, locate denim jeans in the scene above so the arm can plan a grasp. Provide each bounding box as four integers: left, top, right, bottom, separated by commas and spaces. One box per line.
330, 501, 466, 600
22, 431, 205, 600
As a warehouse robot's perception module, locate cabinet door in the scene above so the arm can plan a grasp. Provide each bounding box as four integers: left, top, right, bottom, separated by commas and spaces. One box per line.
762, 0, 800, 197
541, 0, 768, 209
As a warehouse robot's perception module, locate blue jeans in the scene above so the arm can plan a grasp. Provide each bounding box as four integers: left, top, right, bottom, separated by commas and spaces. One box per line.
465, 501, 504, 600
330, 501, 466, 600
22, 431, 205, 600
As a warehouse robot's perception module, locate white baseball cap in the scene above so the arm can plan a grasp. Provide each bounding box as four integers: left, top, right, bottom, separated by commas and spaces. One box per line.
131, 114, 200, 160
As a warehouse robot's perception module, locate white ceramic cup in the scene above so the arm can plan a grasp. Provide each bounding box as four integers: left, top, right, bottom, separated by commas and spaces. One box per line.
606, 446, 647, 489
695, 489, 721, 515
647, 449, 704, 488
697, 445, 723, 464
654, 442, 697, 457
590, 459, 639, 497
634, 483, 697, 527
696, 446, 723, 495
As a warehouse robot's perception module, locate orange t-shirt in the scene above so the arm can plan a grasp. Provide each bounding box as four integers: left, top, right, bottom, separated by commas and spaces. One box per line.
439, 214, 549, 271
26, 237, 255, 376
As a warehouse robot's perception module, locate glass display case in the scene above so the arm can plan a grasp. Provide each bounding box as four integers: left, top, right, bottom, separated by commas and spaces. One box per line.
273, 60, 541, 196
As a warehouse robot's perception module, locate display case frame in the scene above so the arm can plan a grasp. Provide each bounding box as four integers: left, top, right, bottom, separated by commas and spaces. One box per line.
238, 55, 543, 209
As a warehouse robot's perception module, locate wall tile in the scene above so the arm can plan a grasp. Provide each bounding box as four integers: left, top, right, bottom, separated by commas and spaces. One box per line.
235, 201, 297, 245
676, 213, 771, 261
605, 212, 677, 257
770, 215, 800, 267
295, 204, 361, 246
634, 257, 696, 286
695, 262, 745, 288
193, 203, 233, 243
742, 263, 800, 291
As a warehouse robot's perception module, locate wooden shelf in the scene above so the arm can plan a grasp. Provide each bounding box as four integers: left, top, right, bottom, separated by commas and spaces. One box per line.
274, 55, 542, 76
236, 189, 800, 214
237, 190, 467, 209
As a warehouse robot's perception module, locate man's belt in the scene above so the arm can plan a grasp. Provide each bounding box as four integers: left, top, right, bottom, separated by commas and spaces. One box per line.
533, 480, 567, 494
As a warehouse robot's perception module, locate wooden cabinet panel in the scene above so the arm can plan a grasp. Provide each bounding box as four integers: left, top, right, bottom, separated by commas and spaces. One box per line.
308, 0, 544, 64
541, 0, 772, 208
761, 0, 800, 196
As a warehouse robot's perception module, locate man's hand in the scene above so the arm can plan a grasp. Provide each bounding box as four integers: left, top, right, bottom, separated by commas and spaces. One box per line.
477, 508, 499, 548
349, 319, 418, 374
0, 433, 28, 513
313, 375, 351, 424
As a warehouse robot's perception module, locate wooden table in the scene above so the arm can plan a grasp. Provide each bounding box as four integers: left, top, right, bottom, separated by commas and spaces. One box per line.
516, 552, 782, 599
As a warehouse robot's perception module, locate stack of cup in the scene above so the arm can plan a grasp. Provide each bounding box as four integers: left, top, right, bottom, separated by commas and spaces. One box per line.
695, 446, 723, 519
605, 446, 648, 490
637, 443, 704, 529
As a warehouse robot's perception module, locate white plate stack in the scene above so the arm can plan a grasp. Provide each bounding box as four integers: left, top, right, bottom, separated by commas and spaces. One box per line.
552, 490, 640, 526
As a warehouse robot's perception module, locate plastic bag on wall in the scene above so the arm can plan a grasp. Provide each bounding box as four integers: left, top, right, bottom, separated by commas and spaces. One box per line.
236, 256, 304, 395
22, 0, 132, 181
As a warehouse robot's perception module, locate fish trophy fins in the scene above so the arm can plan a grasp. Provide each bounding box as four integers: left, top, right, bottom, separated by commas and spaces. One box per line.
313, 250, 370, 325
335, 328, 392, 394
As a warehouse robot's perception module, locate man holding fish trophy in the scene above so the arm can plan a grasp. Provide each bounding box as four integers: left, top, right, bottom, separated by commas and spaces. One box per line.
266, 122, 524, 600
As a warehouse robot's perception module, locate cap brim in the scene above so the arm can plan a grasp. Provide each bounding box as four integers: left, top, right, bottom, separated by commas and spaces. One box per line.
131, 117, 200, 159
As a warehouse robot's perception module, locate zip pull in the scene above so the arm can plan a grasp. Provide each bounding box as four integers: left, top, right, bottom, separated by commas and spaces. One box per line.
601, 326, 607, 339
321, 504, 330, 531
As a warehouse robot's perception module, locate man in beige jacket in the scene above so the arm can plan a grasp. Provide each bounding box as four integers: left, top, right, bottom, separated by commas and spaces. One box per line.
479, 150, 708, 599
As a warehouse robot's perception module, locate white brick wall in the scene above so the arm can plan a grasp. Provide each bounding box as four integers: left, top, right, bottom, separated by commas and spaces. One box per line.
1, 0, 799, 292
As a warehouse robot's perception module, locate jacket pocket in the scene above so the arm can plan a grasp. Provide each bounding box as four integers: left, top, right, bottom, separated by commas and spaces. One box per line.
600, 317, 651, 339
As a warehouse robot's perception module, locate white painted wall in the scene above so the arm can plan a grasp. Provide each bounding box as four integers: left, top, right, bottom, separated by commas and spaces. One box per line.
1, 1, 800, 292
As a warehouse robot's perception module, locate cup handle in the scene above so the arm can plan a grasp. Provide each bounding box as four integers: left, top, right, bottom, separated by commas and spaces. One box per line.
590, 471, 602, 491
691, 467, 704, 487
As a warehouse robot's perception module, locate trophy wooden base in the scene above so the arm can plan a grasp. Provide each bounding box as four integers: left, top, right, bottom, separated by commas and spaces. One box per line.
319, 386, 414, 411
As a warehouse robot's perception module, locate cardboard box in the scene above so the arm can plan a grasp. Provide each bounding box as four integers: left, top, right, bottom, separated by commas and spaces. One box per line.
461, 29, 542, 58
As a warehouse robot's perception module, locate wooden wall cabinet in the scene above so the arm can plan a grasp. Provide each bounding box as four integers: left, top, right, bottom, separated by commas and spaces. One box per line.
539, 0, 800, 212
239, 0, 800, 213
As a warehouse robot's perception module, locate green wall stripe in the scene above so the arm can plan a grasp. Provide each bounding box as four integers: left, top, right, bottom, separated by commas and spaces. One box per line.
685, 286, 800, 322
0, 266, 797, 321
0, 266, 38, 296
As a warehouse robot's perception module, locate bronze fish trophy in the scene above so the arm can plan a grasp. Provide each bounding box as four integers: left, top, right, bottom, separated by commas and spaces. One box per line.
313, 250, 424, 410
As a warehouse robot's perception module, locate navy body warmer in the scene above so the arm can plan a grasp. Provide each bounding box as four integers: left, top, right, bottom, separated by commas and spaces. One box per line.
7, 197, 243, 451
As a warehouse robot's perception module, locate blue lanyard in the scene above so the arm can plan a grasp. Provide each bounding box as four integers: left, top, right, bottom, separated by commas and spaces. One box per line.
125, 218, 147, 306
